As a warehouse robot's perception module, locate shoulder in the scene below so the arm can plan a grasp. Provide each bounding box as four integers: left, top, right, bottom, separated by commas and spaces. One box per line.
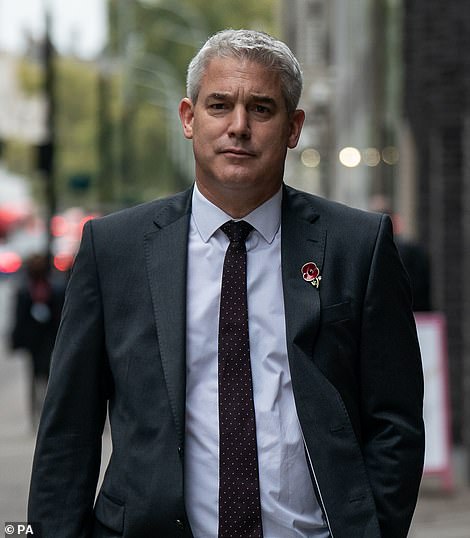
87, 188, 193, 237
283, 184, 386, 233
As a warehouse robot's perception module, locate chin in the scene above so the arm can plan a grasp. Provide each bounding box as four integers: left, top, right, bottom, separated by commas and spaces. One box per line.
219, 167, 261, 184
220, 176, 260, 190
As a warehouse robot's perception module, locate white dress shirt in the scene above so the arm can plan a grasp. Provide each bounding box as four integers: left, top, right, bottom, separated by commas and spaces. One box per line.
185, 183, 329, 538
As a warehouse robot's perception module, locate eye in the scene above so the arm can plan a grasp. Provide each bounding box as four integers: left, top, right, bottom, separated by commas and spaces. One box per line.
210, 103, 226, 109
253, 104, 270, 114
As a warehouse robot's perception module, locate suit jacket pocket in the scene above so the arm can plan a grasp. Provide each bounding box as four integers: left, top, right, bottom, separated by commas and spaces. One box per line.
321, 300, 352, 324
94, 491, 125, 534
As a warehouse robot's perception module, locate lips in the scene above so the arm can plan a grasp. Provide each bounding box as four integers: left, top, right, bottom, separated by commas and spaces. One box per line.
220, 147, 256, 157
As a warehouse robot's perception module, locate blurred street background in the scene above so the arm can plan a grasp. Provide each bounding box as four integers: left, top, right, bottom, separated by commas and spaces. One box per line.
1, 0, 469, 535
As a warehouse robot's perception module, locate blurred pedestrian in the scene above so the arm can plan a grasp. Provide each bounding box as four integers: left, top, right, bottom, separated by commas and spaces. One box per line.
10, 253, 65, 429
369, 194, 432, 312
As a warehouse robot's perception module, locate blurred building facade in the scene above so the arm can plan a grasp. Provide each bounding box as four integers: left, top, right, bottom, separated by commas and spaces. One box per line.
0, 53, 46, 145
281, 0, 404, 213
281, 0, 470, 478
403, 0, 470, 461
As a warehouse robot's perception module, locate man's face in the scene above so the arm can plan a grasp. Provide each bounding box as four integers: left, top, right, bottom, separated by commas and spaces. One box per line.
179, 56, 304, 214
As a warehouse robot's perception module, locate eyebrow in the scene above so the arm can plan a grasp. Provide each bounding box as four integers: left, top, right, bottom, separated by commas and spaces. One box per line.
205, 92, 278, 107
206, 92, 230, 101
251, 95, 277, 107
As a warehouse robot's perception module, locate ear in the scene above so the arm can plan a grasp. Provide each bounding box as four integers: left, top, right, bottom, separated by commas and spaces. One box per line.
287, 109, 305, 149
179, 98, 195, 139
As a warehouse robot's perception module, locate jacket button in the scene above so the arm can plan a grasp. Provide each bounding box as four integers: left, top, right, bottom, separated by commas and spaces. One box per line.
176, 519, 185, 531
178, 446, 184, 458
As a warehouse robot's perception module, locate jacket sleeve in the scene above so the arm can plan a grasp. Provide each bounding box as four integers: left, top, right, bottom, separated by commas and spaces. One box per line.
360, 214, 425, 538
28, 221, 110, 537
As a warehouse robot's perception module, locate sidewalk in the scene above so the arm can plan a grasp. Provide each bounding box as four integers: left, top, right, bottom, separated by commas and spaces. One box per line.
0, 350, 34, 521
410, 488, 470, 538
0, 277, 32, 521
409, 450, 470, 538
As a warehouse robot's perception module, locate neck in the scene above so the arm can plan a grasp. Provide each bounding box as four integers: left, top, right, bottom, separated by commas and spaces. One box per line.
195, 181, 282, 219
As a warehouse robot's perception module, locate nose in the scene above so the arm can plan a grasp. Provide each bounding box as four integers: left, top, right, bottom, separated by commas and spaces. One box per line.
228, 105, 250, 139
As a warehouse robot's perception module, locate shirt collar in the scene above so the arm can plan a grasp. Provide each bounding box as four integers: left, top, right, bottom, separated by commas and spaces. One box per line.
191, 182, 282, 244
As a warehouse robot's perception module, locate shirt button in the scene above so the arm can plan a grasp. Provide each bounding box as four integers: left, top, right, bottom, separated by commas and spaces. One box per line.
176, 519, 185, 531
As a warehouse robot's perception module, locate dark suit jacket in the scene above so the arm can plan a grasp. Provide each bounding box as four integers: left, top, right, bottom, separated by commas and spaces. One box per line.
28, 185, 425, 538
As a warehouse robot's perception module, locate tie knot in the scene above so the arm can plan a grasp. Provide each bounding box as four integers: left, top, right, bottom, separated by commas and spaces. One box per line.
221, 220, 253, 244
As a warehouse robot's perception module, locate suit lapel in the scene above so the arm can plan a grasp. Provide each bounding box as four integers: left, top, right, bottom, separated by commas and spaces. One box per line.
281, 185, 326, 359
144, 188, 192, 447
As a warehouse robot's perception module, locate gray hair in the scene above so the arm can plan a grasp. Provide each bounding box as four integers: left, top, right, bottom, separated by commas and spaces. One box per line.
186, 29, 303, 115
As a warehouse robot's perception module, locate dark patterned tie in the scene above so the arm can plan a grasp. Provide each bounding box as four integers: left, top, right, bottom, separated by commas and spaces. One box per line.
218, 220, 263, 538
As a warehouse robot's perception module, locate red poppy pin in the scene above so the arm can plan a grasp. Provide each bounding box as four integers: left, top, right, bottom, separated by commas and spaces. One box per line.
301, 262, 322, 289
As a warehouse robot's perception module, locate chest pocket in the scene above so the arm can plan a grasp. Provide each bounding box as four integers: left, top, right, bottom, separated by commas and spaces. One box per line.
321, 301, 352, 325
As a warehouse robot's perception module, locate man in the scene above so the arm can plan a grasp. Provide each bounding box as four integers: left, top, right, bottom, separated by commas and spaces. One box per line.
29, 30, 425, 538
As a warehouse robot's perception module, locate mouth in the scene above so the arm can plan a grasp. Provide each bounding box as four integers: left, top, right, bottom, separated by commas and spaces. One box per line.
220, 147, 256, 158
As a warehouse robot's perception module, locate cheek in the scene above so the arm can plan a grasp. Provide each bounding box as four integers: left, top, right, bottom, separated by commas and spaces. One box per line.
261, 138, 288, 161
192, 137, 219, 168
259, 125, 290, 150
194, 115, 224, 137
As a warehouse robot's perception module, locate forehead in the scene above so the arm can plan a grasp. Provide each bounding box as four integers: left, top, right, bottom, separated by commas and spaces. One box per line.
199, 56, 283, 99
